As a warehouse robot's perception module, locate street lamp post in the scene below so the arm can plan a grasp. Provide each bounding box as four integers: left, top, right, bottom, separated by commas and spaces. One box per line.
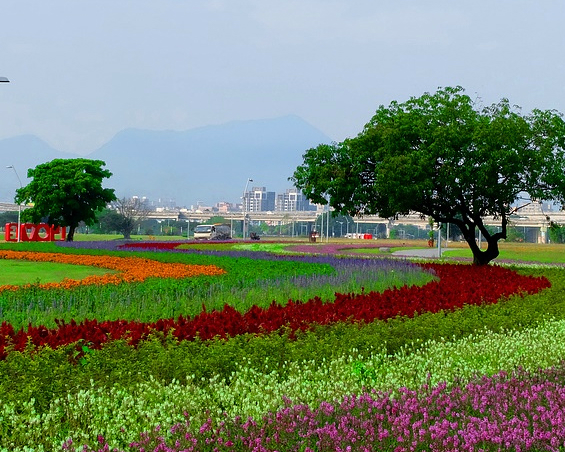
6, 165, 22, 242
326, 204, 330, 243
242, 178, 253, 239
337, 221, 344, 237
437, 223, 442, 258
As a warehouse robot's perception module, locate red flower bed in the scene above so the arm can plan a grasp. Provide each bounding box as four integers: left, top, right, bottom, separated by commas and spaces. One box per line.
0, 264, 550, 359
119, 242, 185, 250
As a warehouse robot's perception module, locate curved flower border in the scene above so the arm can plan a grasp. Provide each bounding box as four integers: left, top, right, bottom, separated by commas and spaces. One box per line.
0, 263, 550, 360
0, 250, 226, 292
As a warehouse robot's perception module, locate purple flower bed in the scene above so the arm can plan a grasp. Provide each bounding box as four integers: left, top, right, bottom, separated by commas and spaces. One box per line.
56, 240, 138, 251
72, 366, 565, 452
287, 242, 385, 255
56, 240, 422, 279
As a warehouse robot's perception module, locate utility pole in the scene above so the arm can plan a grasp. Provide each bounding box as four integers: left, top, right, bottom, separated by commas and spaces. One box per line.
6, 165, 22, 242
242, 178, 253, 239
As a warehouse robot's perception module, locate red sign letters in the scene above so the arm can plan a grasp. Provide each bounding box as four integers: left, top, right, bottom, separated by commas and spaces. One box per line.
4, 223, 67, 242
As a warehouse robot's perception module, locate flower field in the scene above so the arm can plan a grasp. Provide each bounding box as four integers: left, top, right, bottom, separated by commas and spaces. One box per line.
0, 249, 226, 292
0, 262, 548, 360
0, 241, 565, 451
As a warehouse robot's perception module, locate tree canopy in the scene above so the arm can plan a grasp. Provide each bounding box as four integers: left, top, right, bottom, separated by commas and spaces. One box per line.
15, 158, 116, 241
292, 86, 565, 265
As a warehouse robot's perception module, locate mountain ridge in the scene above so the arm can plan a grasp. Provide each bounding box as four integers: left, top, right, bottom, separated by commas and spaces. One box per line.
0, 115, 332, 207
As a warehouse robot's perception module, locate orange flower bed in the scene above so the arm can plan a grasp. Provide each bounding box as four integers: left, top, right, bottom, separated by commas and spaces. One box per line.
0, 250, 226, 292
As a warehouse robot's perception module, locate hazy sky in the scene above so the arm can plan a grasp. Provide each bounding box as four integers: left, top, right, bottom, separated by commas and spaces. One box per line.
1, 1, 564, 155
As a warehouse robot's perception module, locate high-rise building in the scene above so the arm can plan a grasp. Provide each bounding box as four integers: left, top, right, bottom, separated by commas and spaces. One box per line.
275, 188, 316, 211
242, 186, 276, 212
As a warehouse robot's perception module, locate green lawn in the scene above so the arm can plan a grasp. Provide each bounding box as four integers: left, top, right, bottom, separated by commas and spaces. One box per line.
339, 240, 565, 264
0, 260, 112, 285
441, 242, 565, 263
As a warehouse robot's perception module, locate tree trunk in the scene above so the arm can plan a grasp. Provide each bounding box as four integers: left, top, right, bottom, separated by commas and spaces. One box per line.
460, 225, 500, 266
471, 239, 500, 266
66, 226, 76, 242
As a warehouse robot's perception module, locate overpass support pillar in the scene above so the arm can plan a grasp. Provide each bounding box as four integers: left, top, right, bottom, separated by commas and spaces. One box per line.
540, 225, 548, 244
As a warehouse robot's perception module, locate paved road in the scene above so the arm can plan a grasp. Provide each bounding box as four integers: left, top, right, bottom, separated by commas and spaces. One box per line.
391, 248, 441, 258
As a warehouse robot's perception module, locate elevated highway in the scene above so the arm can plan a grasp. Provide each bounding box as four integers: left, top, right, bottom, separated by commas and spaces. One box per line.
0, 202, 24, 212
0, 202, 559, 231
169, 209, 560, 230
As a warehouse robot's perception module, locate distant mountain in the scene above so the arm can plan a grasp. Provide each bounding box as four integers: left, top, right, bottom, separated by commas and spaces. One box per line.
0, 116, 333, 208
87, 115, 332, 207
0, 135, 79, 202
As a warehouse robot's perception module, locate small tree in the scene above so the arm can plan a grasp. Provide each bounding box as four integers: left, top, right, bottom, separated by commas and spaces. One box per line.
15, 159, 116, 241
505, 227, 525, 242
549, 222, 565, 243
112, 197, 152, 239
0, 211, 18, 225
292, 87, 565, 265
95, 208, 124, 234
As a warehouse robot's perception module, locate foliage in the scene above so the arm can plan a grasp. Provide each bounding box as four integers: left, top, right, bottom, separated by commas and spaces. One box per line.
66, 363, 565, 452
1, 241, 565, 450
388, 223, 429, 240
0, 244, 429, 330
0, 261, 447, 358
504, 226, 525, 242
92, 207, 124, 235
0, 211, 18, 225
292, 86, 565, 265
95, 200, 153, 239
312, 213, 357, 237
112, 197, 152, 239
14, 158, 116, 241
0, 265, 561, 450
549, 222, 565, 243
443, 242, 565, 264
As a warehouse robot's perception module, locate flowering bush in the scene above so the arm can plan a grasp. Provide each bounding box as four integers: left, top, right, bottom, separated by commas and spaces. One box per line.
81, 366, 565, 452
0, 242, 559, 451
5, 316, 565, 450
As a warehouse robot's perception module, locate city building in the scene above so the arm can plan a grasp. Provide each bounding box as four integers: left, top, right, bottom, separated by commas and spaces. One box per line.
275, 188, 317, 212
242, 186, 275, 212
215, 201, 234, 213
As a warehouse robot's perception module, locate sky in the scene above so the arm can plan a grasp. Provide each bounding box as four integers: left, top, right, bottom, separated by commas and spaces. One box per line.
1, 1, 565, 156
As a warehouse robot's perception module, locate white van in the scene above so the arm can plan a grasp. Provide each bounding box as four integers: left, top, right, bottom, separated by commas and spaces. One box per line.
193, 224, 214, 240
193, 223, 231, 240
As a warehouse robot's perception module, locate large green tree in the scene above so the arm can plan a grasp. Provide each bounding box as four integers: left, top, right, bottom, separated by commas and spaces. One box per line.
292, 86, 565, 265
15, 159, 116, 241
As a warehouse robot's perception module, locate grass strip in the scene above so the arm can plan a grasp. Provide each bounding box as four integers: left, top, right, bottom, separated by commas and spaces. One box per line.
0, 260, 112, 286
